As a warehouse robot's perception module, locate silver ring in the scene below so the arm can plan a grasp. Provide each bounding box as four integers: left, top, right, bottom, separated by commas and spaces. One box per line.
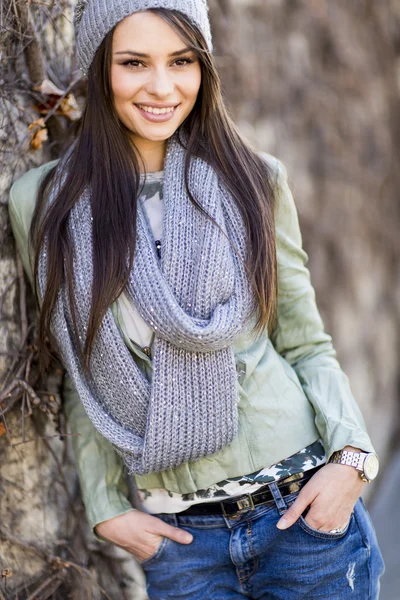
328, 522, 349, 534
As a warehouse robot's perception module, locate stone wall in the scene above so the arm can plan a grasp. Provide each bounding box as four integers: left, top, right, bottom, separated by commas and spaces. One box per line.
210, 0, 400, 472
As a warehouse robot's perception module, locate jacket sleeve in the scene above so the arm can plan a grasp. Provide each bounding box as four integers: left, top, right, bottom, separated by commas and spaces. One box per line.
8, 173, 135, 540
62, 372, 135, 538
270, 160, 376, 460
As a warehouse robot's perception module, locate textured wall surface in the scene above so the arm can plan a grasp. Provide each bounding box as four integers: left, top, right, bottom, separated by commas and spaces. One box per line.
209, 0, 400, 470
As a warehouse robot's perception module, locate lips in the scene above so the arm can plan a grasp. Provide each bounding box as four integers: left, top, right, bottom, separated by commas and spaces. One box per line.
137, 104, 178, 115
135, 103, 179, 123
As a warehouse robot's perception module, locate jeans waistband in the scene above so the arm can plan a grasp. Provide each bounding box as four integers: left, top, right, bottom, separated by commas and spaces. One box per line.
157, 464, 324, 527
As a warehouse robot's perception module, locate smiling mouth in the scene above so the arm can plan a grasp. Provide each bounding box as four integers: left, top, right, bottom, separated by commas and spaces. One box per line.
136, 104, 178, 115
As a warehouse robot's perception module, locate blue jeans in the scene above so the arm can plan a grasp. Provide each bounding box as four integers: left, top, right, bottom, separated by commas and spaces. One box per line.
142, 482, 385, 599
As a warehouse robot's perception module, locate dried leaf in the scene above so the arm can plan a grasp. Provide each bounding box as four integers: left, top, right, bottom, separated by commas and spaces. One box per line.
0, 422, 6, 436
28, 118, 48, 150
33, 78, 80, 120
59, 93, 81, 121
31, 128, 48, 150
28, 117, 46, 130
33, 78, 65, 96
32, 93, 80, 121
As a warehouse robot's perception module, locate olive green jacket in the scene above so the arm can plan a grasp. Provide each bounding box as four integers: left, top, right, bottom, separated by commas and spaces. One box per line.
8, 155, 375, 534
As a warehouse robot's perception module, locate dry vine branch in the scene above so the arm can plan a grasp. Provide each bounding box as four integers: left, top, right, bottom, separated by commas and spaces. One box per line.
14, 0, 46, 86
0, 378, 41, 408
0, 525, 116, 600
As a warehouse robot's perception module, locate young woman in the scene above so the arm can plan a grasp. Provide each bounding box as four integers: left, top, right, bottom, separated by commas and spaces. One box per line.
9, 0, 384, 597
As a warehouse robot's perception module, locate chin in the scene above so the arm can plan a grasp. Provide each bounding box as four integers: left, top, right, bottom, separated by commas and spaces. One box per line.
136, 126, 178, 142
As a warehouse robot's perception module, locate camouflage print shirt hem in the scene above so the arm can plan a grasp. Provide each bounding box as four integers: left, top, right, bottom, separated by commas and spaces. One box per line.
138, 439, 326, 514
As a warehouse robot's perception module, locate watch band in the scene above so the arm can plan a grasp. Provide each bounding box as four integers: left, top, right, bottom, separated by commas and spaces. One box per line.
330, 450, 365, 471
329, 449, 381, 483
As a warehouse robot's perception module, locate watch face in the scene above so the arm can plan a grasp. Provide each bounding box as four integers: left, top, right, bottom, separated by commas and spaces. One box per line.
364, 453, 379, 481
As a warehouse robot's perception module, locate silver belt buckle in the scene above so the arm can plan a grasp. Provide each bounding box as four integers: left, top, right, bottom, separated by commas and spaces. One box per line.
222, 493, 255, 518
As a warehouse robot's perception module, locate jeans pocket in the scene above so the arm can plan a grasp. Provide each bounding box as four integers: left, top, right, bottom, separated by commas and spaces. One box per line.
297, 512, 353, 540
140, 535, 170, 568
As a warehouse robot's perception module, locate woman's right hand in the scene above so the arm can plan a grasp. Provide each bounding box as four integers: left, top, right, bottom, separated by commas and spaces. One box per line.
95, 510, 193, 563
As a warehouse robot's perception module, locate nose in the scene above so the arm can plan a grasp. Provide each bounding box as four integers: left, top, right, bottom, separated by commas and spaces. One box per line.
146, 66, 175, 98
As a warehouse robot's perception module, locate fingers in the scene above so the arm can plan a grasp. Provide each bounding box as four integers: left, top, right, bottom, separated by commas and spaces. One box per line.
154, 520, 193, 545
276, 487, 315, 530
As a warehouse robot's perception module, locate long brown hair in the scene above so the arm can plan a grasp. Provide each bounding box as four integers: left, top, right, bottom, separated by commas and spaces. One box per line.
30, 8, 277, 376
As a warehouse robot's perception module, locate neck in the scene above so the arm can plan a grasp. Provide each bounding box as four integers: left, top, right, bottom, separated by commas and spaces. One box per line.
131, 137, 167, 173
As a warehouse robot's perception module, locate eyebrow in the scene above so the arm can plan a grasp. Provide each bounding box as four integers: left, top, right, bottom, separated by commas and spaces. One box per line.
114, 47, 192, 57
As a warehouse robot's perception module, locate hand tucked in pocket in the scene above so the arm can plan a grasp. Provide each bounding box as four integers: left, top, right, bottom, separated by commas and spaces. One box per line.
95, 510, 193, 563
276, 460, 366, 533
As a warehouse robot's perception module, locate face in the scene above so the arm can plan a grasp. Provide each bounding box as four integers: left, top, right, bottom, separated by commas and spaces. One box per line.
111, 11, 202, 165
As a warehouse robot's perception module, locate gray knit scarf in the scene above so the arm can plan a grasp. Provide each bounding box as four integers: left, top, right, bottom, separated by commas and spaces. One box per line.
38, 133, 253, 475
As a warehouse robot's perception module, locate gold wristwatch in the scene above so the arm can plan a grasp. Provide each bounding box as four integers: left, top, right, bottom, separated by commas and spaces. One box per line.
329, 450, 379, 482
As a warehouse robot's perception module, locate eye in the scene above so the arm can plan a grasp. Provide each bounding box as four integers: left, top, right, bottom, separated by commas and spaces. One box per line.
174, 57, 194, 67
121, 59, 144, 69
120, 57, 195, 69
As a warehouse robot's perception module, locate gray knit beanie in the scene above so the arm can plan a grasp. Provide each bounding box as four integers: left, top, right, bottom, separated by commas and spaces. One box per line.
74, 0, 213, 75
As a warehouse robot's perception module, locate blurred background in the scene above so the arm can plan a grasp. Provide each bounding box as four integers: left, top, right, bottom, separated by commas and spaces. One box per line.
0, 0, 399, 597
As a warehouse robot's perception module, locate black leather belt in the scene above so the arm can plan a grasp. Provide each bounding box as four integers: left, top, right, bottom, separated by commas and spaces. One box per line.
174, 464, 324, 518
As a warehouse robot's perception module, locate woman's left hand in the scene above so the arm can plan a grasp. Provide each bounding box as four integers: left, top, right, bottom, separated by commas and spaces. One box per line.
276, 449, 366, 532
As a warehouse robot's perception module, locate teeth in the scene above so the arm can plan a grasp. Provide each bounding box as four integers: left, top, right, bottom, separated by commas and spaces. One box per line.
138, 105, 176, 115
